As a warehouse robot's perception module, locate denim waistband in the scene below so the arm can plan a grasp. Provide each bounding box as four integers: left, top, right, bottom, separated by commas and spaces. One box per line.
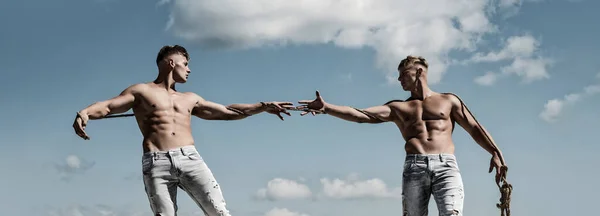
142, 145, 198, 158
405, 154, 456, 162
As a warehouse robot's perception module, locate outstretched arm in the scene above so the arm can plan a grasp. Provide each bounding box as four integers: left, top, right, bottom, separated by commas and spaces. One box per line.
296, 91, 395, 124
191, 94, 293, 121
323, 103, 394, 124
73, 84, 139, 140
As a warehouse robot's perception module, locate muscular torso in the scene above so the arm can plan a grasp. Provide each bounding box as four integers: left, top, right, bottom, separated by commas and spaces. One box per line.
130, 83, 199, 152
388, 93, 456, 154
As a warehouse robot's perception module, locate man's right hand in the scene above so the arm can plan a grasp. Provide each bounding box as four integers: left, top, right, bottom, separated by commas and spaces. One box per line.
296, 91, 326, 116
73, 112, 90, 140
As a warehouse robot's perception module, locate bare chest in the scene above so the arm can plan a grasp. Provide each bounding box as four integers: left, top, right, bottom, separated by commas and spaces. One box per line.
136, 90, 196, 116
394, 97, 453, 123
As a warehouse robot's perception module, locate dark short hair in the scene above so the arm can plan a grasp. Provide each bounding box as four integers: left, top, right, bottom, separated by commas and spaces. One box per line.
156, 45, 189, 65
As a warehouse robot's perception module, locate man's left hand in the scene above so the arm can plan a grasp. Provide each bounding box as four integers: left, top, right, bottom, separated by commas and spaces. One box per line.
263, 101, 294, 121
489, 153, 505, 186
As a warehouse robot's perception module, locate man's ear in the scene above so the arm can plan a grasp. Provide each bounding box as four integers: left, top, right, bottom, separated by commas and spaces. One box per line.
416, 67, 423, 78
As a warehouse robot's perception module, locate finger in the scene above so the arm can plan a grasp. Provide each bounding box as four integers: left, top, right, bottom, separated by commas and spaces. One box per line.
281, 104, 296, 109
272, 103, 283, 109
277, 102, 294, 106
496, 166, 502, 176
81, 129, 90, 139
311, 111, 315, 116
75, 124, 84, 136
277, 113, 284, 121
316, 90, 321, 98
301, 111, 309, 116
298, 100, 312, 104
74, 128, 84, 138
496, 174, 501, 186
295, 105, 308, 109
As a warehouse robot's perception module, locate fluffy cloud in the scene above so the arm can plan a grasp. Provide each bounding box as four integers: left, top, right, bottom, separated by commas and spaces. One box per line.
256, 178, 312, 201
474, 71, 498, 86
255, 174, 401, 202
54, 155, 95, 181
540, 77, 600, 122
319, 173, 402, 199
264, 208, 310, 216
468, 34, 552, 85
160, 0, 523, 85
44, 204, 148, 216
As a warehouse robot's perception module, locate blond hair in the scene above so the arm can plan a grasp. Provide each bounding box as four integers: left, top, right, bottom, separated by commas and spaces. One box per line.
397, 55, 428, 70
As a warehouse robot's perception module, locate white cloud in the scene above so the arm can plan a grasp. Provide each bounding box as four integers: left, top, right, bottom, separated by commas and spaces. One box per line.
44, 204, 148, 216
470, 35, 539, 62
256, 178, 312, 201
501, 56, 552, 83
157, 0, 170, 7
161, 0, 517, 85
474, 71, 498, 86
54, 155, 95, 181
264, 208, 310, 216
584, 84, 600, 95
468, 34, 552, 85
319, 173, 402, 199
540, 78, 600, 122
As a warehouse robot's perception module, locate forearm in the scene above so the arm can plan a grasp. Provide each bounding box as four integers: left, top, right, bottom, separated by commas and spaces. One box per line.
471, 126, 505, 163
224, 102, 267, 118
323, 103, 380, 124
78, 102, 112, 120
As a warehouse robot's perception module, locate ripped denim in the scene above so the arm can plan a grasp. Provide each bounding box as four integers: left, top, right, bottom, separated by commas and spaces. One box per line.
142, 145, 231, 216
402, 154, 464, 216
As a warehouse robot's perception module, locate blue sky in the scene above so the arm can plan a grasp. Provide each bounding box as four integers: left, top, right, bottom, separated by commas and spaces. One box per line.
1, 0, 598, 215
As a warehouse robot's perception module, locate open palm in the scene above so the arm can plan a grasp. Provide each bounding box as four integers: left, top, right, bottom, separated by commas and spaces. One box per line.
296, 91, 326, 116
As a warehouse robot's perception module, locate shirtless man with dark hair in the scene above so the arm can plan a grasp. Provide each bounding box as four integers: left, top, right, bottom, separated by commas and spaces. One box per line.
296, 56, 507, 216
72, 45, 293, 216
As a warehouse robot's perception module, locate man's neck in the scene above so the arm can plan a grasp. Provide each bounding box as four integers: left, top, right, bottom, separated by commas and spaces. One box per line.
154, 71, 177, 91
410, 82, 433, 100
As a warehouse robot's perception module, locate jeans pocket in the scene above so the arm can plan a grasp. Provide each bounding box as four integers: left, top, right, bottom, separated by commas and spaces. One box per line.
403, 161, 427, 176
445, 160, 460, 172
187, 152, 203, 161
142, 157, 153, 175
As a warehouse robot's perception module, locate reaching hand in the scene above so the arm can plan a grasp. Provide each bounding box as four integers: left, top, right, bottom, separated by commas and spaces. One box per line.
489, 153, 505, 186
296, 90, 326, 116
73, 112, 90, 140
263, 101, 294, 121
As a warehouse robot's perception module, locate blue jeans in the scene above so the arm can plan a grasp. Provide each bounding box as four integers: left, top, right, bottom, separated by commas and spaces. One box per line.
402, 154, 464, 216
142, 146, 231, 216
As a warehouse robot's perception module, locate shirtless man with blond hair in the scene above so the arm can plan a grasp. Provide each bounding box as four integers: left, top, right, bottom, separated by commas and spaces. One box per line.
296, 56, 507, 216
72, 45, 293, 216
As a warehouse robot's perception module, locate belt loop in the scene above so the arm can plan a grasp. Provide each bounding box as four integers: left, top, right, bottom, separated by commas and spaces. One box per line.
439, 154, 443, 162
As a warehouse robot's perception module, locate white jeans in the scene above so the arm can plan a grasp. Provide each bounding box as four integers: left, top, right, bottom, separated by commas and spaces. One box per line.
142, 145, 231, 216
